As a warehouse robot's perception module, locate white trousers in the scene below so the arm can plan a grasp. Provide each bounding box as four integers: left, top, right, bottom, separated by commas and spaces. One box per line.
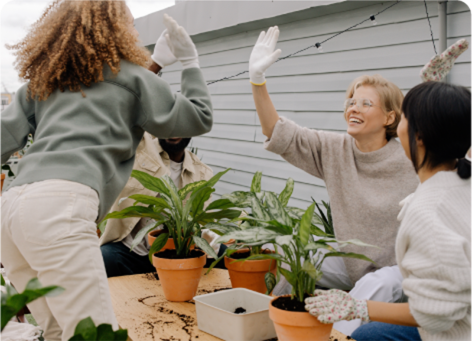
2, 180, 118, 341
272, 243, 404, 336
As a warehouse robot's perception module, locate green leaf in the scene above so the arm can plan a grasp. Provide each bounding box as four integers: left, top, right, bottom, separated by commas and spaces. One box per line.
310, 224, 330, 237
265, 272, 276, 295
279, 268, 297, 288
337, 239, 379, 249
130, 220, 167, 252
248, 194, 272, 221
275, 235, 293, 246
178, 180, 207, 200
205, 251, 227, 275
322, 252, 375, 264
96, 324, 115, 340
104, 206, 162, 221
264, 192, 292, 227
1, 274, 5, 286
205, 199, 235, 211
299, 203, 315, 247
191, 187, 214, 218
193, 236, 217, 259
128, 195, 171, 209
302, 260, 323, 281
304, 242, 335, 252
73, 317, 97, 340
148, 233, 169, 263
215, 228, 280, 244
222, 191, 254, 208
204, 222, 241, 235
131, 170, 170, 197
278, 178, 294, 207
204, 168, 231, 189
196, 209, 242, 222
113, 329, 129, 340
251, 171, 262, 193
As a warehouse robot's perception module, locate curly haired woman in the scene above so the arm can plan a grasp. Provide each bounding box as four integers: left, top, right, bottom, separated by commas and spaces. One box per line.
1, 1, 212, 340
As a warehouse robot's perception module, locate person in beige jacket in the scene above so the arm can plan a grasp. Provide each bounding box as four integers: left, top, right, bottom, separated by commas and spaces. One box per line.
100, 133, 225, 277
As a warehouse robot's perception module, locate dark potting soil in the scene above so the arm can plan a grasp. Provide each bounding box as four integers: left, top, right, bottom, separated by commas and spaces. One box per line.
154, 249, 204, 260
229, 251, 251, 259
271, 294, 311, 312
234, 307, 246, 314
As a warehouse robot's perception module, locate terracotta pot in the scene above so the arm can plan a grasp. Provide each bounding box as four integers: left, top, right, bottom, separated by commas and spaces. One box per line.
224, 249, 277, 294
152, 251, 206, 302
269, 295, 333, 341
148, 230, 194, 251
1, 173, 5, 193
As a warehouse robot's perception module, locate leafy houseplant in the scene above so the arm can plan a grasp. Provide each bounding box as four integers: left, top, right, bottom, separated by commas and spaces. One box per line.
104, 168, 240, 301
1, 275, 127, 340
204, 172, 332, 293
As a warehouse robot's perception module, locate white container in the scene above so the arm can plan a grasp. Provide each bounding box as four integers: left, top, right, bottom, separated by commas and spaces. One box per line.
194, 288, 277, 341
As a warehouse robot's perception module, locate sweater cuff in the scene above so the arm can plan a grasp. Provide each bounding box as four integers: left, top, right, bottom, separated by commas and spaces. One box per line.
263, 117, 297, 155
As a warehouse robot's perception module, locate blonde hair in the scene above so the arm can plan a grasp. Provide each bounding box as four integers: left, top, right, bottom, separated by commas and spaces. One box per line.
7, 0, 151, 101
345, 74, 404, 139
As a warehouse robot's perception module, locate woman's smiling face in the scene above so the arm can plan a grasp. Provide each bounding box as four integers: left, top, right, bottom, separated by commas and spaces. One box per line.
345, 85, 390, 141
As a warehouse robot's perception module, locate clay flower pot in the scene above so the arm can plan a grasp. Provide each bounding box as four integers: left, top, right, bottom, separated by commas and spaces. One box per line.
1, 173, 5, 193
269, 295, 333, 341
148, 230, 194, 251
153, 251, 206, 302
224, 249, 277, 294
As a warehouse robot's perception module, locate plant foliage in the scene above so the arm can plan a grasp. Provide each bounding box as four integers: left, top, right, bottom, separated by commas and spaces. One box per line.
68, 317, 128, 341
104, 168, 239, 260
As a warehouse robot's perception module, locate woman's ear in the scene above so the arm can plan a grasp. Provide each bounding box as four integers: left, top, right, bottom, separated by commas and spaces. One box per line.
385, 111, 396, 126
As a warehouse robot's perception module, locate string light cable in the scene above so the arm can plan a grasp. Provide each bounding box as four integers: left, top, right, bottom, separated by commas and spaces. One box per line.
423, 0, 438, 55
177, 0, 404, 89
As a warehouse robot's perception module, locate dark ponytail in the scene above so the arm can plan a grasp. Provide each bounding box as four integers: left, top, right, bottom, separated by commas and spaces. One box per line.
457, 156, 471, 179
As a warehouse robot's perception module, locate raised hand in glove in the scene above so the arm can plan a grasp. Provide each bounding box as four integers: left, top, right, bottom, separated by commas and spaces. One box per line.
420, 38, 469, 82
305, 289, 370, 324
249, 26, 282, 86
151, 29, 177, 68
163, 13, 199, 69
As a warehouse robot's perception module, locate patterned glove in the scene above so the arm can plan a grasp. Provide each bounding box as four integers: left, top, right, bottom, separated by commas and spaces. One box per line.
151, 29, 177, 68
420, 39, 469, 82
249, 26, 282, 86
304, 289, 370, 324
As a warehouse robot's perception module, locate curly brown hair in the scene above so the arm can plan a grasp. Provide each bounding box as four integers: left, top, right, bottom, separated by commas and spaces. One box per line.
7, 0, 151, 101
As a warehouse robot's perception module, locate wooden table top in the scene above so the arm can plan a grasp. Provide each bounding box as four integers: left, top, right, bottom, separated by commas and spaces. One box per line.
108, 269, 351, 341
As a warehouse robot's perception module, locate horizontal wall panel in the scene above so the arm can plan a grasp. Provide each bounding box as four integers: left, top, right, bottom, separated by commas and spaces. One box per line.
203, 123, 256, 141
197, 149, 327, 188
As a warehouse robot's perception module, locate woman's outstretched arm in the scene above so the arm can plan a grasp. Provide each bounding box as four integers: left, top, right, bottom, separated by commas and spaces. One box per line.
252, 83, 280, 138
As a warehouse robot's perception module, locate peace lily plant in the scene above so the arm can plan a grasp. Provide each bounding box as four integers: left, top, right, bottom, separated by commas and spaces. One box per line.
104, 168, 240, 261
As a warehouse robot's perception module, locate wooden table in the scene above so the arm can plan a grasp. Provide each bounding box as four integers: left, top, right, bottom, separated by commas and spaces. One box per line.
108, 269, 351, 341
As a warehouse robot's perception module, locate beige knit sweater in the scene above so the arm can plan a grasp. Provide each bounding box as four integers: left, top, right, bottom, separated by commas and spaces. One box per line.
396, 171, 471, 341
264, 117, 419, 283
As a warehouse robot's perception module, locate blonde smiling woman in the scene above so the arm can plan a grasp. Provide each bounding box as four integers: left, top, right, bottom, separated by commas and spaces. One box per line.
1, 1, 212, 340
248, 26, 419, 336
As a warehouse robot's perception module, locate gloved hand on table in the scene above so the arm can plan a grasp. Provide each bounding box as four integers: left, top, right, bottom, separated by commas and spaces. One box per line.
249, 26, 282, 86
305, 289, 370, 324
163, 13, 199, 69
420, 38, 469, 82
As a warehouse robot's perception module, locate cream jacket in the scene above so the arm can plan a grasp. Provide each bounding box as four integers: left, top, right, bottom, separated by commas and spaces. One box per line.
100, 133, 213, 246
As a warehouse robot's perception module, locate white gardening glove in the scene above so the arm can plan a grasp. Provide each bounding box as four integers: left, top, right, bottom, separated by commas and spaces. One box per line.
249, 26, 282, 86
151, 29, 177, 68
304, 289, 370, 324
163, 13, 199, 69
201, 229, 221, 257
420, 39, 469, 82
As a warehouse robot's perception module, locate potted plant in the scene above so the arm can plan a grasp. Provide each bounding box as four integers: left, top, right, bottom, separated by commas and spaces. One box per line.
205, 172, 330, 294
104, 168, 241, 302
219, 195, 376, 340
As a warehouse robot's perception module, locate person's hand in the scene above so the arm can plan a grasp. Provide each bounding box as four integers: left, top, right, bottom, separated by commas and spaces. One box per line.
163, 13, 199, 69
305, 289, 370, 324
420, 38, 469, 82
151, 29, 177, 68
249, 26, 282, 85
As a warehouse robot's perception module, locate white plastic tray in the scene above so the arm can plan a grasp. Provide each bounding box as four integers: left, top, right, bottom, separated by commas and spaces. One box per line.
194, 288, 277, 341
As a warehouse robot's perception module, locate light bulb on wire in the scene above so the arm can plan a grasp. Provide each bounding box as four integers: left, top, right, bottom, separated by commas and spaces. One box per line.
315, 43, 324, 53
370, 15, 377, 26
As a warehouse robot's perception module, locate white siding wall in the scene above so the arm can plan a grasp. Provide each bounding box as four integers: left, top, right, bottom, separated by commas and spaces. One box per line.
157, 1, 471, 208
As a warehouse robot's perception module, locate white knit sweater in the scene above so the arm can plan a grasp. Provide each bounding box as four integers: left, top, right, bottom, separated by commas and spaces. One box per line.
396, 171, 471, 341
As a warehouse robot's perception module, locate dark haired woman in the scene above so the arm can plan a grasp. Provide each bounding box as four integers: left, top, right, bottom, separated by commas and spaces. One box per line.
1, 2, 212, 340
305, 81, 471, 341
